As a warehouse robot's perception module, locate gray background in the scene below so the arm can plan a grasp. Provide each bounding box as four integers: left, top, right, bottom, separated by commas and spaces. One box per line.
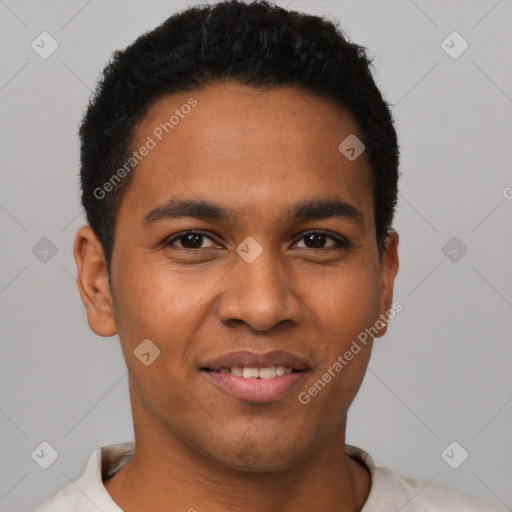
1, 0, 511, 510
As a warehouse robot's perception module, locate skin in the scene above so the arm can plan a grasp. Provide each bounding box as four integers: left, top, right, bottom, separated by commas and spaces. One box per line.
74, 81, 399, 512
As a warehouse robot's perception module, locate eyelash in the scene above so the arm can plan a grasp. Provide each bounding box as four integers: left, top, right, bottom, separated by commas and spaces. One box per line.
163, 230, 350, 251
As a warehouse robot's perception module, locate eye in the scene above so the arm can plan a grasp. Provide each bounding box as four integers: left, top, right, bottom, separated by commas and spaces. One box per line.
293, 230, 349, 250
163, 229, 350, 251
164, 230, 219, 250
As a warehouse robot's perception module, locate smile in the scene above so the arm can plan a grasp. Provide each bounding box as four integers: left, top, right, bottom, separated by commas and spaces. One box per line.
208, 365, 295, 379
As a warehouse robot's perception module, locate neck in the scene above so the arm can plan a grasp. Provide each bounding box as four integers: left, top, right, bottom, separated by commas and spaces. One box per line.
104, 416, 371, 512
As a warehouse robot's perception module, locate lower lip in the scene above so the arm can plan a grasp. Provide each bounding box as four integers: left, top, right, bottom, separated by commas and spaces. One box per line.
203, 370, 308, 403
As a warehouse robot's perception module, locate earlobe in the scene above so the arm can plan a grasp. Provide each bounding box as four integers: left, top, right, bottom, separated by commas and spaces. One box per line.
73, 226, 117, 337
375, 229, 400, 338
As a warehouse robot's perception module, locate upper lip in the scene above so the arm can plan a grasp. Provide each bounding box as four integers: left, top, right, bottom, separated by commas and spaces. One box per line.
202, 350, 310, 371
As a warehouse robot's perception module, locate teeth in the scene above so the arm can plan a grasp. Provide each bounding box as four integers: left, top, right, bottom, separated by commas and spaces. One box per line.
231, 365, 243, 376
258, 367, 277, 379
276, 365, 285, 376
220, 365, 295, 378
242, 367, 260, 379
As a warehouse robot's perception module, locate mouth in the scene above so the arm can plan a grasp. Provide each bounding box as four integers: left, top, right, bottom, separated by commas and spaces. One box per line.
201, 350, 310, 403
202, 365, 300, 379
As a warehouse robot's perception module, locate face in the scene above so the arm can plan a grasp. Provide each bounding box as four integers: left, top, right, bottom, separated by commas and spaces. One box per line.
75, 81, 399, 472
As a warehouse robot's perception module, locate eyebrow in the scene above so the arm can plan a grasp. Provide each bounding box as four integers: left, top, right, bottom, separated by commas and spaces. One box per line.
142, 196, 364, 228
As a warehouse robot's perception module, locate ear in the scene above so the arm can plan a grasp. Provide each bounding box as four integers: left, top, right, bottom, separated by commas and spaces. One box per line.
73, 226, 117, 337
374, 229, 399, 338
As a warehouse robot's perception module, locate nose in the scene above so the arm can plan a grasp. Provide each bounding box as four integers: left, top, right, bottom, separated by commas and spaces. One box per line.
216, 247, 303, 332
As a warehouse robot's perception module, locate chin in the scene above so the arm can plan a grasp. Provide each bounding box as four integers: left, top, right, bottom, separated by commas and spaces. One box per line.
207, 436, 307, 473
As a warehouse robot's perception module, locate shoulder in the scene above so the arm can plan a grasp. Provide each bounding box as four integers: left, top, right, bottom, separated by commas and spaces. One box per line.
30, 483, 81, 511
345, 445, 499, 512
29, 443, 132, 512
376, 466, 500, 511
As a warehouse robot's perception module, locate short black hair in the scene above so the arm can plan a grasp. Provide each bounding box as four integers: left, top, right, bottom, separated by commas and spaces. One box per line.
79, 0, 400, 284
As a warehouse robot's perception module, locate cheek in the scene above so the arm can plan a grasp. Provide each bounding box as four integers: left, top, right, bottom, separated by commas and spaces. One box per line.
111, 266, 204, 414
300, 265, 379, 399
111, 260, 225, 394
303, 263, 381, 340
112, 259, 208, 337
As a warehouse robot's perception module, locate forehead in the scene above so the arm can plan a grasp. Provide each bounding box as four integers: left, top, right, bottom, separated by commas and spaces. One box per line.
119, 81, 373, 228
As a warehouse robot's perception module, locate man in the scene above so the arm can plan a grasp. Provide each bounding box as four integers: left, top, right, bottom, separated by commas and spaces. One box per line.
33, 1, 498, 510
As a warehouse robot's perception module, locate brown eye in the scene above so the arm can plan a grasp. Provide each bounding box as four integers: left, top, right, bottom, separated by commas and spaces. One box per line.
294, 230, 349, 249
165, 231, 218, 249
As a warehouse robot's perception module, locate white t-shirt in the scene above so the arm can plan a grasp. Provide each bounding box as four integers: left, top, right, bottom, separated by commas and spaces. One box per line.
31, 442, 498, 511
